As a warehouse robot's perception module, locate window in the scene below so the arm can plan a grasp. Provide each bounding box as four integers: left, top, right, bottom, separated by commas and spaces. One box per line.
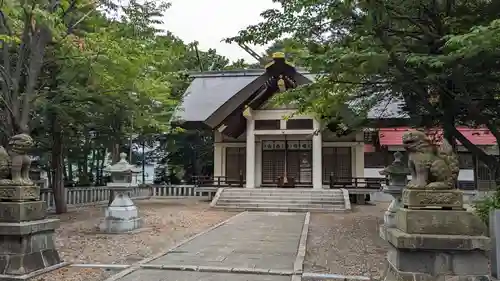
476, 159, 495, 190
322, 147, 352, 183
458, 153, 474, 169
255, 120, 280, 130
286, 119, 313, 130
364, 151, 389, 168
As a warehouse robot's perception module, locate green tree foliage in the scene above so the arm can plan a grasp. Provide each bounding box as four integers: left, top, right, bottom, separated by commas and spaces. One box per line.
161, 129, 213, 183
228, 0, 500, 174
264, 38, 308, 66
0, 0, 231, 212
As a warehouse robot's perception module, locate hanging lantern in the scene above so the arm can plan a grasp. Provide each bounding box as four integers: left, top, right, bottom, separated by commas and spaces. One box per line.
277, 75, 287, 92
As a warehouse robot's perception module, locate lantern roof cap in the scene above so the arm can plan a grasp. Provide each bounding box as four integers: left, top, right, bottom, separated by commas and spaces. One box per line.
105, 153, 141, 173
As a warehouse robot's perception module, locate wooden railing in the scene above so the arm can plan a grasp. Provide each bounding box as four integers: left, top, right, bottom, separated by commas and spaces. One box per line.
325, 176, 387, 189
324, 176, 476, 191
192, 175, 245, 188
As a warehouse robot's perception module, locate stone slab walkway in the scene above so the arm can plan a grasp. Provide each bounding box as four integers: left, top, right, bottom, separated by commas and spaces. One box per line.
108, 212, 307, 281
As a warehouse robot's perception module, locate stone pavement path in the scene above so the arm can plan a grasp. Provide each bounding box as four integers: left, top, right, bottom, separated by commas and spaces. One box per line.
109, 212, 307, 281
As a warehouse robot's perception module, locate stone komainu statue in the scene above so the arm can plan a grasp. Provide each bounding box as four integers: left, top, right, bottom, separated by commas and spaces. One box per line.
0, 134, 34, 186
402, 130, 460, 190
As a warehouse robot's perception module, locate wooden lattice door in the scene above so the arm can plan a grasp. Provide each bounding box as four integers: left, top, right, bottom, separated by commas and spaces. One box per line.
322, 147, 352, 182
225, 147, 246, 181
261, 140, 312, 184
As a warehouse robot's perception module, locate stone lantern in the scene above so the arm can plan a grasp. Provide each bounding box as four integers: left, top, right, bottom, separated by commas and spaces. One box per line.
379, 151, 409, 228
100, 152, 142, 233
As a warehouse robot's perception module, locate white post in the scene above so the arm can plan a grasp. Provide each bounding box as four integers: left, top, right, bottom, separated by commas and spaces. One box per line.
246, 118, 256, 188
356, 142, 365, 178
312, 119, 323, 189
255, 141, 262, 187
213, 132, 223, 180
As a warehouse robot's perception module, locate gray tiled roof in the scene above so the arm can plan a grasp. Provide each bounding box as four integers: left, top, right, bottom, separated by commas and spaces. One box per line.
175, 70, 407, 123
175, 71, 262, 122
368, 96, 407, 119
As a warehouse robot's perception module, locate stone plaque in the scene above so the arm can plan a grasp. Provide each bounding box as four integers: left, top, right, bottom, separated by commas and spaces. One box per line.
396, 208, 486, 236
0, 185, 40, 201
0, 201, 46, 222
402, 189, 464, 210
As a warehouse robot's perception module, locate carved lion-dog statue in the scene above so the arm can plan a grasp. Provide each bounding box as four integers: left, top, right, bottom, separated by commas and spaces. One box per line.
402, 130, 459, 190
0, 134, 35, 186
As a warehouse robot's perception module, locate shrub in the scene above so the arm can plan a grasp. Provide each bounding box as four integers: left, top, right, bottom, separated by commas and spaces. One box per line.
474, 189, 500, 227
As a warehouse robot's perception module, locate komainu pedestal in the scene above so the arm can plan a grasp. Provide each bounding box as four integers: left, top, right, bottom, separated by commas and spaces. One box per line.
381, 207, 490, 281
0, 186, 63, 279
0, 134, 63, 280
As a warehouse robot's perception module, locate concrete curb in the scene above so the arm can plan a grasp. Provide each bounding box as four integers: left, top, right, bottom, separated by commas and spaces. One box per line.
302, 272, 371, 280
209, 188, 225, 207
103, 211, 247, 281
294, 212, 311, 277
140, 264, 293, 276
0, 262, 71, 281
341, 189, 352, 211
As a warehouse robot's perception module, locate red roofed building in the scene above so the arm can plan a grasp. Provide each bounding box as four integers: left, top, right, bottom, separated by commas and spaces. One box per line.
364, 127, 497, 191
378, 127, 496, 146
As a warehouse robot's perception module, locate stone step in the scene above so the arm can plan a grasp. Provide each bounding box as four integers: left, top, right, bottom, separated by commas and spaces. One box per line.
215, 202, 345, 209
221, 191, 343, 195
216, 198, 345, 204
210, 188, 350, 213
221, 191, 343, 196
256, 187, 318, 189
212, 205, 348, 213
222, 188, 341, 192
219, 195, 344, 200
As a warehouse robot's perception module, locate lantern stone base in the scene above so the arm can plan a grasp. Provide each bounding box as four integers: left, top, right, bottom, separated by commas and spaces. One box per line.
99, 192, 142, 233
380, 208, 490, 281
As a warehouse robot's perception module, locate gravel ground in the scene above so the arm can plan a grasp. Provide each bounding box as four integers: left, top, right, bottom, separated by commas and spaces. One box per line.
305, 203, 390, 279
33, 199, 236, 281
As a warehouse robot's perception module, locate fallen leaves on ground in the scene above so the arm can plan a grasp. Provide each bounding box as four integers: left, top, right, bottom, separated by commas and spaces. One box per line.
305, 203, 390, 279
33, 199, 235, 281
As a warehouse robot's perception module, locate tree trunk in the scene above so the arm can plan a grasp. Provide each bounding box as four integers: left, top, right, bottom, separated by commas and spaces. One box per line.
47, 168, 52, 189
90, 148, 96, 185
95, 149, 101, 185
63, 159, 68, 181
111, 142, 120, 162
80, 136, 91, 185
100, 148, 105, 186
142, 141, 146, 184
51, 119, 67, 214
98, 148, 106, 186
108, 141, 121, 205
77, 160, 82, 184
68, 158, 73, 183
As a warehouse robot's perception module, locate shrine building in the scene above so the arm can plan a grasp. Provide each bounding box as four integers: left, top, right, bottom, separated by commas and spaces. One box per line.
174, 53, 497, 191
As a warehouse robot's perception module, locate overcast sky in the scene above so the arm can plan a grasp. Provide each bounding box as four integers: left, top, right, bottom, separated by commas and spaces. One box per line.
161, 0, 279, 63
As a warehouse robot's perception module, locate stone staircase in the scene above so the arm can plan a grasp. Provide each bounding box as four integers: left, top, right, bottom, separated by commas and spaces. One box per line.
210, 188, 350, 212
